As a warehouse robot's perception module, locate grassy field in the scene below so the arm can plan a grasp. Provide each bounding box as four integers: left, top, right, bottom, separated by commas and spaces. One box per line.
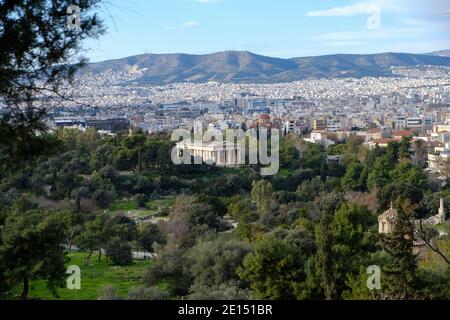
420, 222, 450, 272
8, 252, 153, 300
432, 221, 450, 235
419, 238, 450, 272
145, 196, 176, 214
109, 196, 176, 219
109, 199, 139, 211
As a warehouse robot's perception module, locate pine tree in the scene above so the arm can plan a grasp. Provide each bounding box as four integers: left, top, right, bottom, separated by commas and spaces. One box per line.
0, 1, 104, 170
381, 200, 419, 300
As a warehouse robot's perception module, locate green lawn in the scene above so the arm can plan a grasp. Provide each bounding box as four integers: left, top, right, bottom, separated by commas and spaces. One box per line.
145, 196, 176, 213
417, 222, 450, 272
432, 221, 450, 235
419, 238, 450, 273
8, 252, 153, 300
110, 199, 139, 211
109, 196, 176, 219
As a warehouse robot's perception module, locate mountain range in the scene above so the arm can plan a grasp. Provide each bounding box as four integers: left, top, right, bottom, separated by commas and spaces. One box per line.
84, 50, 450, 85
427, 49, 450, 57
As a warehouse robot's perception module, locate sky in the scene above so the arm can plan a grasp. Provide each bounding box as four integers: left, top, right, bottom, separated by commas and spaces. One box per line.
85, 0, 450, 62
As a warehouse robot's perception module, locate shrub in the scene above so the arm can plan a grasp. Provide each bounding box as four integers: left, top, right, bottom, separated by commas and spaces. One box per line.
128, 286, 170, 300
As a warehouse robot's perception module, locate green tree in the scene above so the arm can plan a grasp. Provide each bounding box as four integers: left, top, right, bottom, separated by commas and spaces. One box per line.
0, 210, 68, 299
147, 243, 193, 296
398, 136, 412, 160
251, 180, 274, 216
315, 195, 339, 300
341, 161, 367, 192
76, 213, 130, 262
342, 135, 365, 165
138, 223, 166, 253
279, 138, 300, 168
301, 142, 324, 173
105, 237, 133, 266
238, 236, 306, 300
0, 0, 103, 170
92, 189, 116, 209
320, 159, 327, 182
227, 196, 256, 221
367, 156, 394, 190
71, 187, 91, 211
332, 204, 377, 296
296, 177, 326, 202
187, 203, 228, 232
135, 194, 147, 208
377, 162, 428, 209
188, 235, 252, 288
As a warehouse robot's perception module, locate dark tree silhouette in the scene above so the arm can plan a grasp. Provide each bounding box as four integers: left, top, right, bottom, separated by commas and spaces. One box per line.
0, 0, 104, 169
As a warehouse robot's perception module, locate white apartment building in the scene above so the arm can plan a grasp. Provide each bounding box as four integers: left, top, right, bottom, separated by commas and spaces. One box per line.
427, 143, 450, 174
326, 118, 342, 131
304, 131, 335, 147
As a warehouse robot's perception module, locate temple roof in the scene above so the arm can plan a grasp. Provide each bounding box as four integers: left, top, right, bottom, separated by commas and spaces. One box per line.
378, 203, 398, 221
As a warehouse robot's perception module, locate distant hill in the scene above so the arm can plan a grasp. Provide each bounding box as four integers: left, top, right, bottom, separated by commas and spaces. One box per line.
84, 50, 450, 84
426, 49, 450, 58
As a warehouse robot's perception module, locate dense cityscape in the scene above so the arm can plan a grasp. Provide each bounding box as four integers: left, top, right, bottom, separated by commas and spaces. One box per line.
1, 0, 450, 314
46, 64, 450, 177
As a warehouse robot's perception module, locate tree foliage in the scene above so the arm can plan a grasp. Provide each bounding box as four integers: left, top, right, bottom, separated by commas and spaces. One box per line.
0, 209, 68, 299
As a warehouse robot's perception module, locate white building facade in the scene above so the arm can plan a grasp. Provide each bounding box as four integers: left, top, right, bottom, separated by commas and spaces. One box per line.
175, 140, 243, 166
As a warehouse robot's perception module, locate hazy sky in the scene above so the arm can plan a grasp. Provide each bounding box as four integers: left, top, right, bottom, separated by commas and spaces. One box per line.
85, 0, 450, 62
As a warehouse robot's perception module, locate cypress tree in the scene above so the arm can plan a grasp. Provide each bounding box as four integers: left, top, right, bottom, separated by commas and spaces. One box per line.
315, 194, 339, 299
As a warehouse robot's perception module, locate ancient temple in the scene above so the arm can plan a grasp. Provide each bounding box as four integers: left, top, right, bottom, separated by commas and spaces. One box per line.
378, 203, 398, 234
175, 139, 242, 166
